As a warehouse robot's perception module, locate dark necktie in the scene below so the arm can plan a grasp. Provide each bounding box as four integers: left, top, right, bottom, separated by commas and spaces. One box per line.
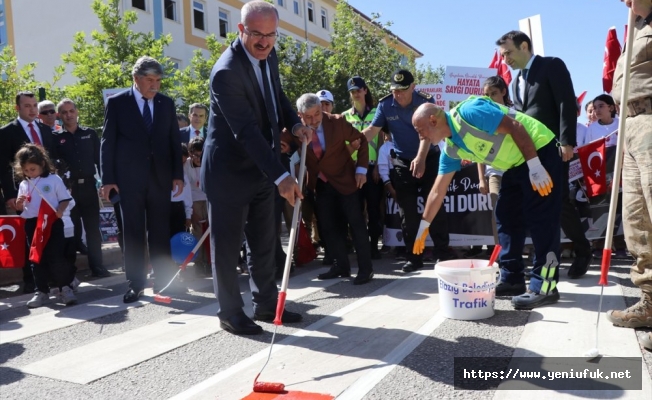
259, 59, 276, 144
311, 129, 327, 182
27, 123, 42, 145
142, 97, 152, 133
518, 69, 529, 103
195, 129, 200, 137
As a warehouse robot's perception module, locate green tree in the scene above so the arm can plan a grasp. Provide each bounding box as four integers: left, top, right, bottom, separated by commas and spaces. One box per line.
60, 0, 173, 130
276, 37, 331, 108
414, 62, 445, 85
170, 33, 238, 110
0, 47, 65, 123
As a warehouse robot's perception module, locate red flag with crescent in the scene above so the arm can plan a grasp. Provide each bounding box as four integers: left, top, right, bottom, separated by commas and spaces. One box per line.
603, 27, 622, 93
29, 201, 57, 264
489, 50, 512, 85
0, 216, 26, 268
577, 137, 608, 197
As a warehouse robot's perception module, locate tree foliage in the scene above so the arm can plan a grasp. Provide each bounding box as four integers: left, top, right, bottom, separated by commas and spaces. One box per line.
60, 0, 173, 130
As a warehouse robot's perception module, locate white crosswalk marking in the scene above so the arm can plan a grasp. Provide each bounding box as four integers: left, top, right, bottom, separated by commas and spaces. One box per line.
1, 260, 650, 399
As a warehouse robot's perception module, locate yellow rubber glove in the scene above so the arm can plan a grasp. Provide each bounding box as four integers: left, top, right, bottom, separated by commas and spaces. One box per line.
527, 157, 553, 196
412, 219, 431, 255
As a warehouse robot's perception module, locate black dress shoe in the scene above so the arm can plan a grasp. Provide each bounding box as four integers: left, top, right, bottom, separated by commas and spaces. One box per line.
253, 309, 303, 323
568, 255, 592, 279
353, 270, 374, 285
317, 268, 351, 280
123, 288, 144, 303
495, 281, 526, 296
91, 267, 111, 278
401, 261, 423, 273
220, 311, 263, 335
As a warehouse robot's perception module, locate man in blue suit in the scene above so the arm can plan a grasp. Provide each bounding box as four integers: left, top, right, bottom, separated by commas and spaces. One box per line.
100, 56, 184, 303
179, 103, 208, 144
201, 0, 311, 335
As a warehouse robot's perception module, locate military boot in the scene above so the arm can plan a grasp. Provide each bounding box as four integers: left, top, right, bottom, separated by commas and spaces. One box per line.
606, 291, 652, 328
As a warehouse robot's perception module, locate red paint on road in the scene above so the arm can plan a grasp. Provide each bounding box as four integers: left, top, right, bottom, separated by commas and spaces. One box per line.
241, 390, 334, 400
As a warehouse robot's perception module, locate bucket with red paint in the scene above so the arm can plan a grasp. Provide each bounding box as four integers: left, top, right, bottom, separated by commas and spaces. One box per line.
435, 259, 500, 320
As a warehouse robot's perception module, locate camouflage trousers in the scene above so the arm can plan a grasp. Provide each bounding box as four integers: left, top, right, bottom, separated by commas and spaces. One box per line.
623, 113, 652, 292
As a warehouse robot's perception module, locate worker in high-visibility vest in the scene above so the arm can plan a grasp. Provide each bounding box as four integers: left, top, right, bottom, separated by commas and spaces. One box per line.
341, 77, 383, 259
411, 97, 563, 310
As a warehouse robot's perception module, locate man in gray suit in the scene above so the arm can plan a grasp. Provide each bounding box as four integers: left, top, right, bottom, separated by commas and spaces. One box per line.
201, 1, 311, 335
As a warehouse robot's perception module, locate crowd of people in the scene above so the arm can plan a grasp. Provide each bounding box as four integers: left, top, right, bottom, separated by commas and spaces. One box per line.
0, 0, 650, 350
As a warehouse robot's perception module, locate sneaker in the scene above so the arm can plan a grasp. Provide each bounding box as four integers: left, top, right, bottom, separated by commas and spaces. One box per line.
26, 292, 49, 308
561, 248, 572, 259
512, 288, 560, 310
606, 292, 652, 328
59, 286, 77, 306
71, 277, 81, 293
50, 287, 61, 296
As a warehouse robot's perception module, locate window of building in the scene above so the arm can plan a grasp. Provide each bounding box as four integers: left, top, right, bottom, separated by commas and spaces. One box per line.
164, 0, 177, 21
170, 59, 181, 70
219, 9, 229, 38
277, 0, 285, 7
320, 8, 328, 30
132, 0, 146, 11
293, 0, 300, 16
307, 1, 314, 22
193, 1, 205, 31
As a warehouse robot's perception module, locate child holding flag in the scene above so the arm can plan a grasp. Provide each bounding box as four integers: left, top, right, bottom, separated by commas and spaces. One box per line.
14, 144, 74, 308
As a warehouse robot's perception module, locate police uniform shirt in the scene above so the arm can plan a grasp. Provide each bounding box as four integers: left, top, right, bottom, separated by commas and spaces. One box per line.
371, 91, 434, 160
439, 97, 505, 175
54, 126, 101, 181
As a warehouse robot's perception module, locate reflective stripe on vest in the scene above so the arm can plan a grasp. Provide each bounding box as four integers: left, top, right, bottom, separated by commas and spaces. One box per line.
444, 97, 555, 171
343, 107, 378, 162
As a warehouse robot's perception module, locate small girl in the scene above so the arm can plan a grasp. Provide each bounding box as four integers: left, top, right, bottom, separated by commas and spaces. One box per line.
14, 144, 75, 308
584, 94, 619, 148
183, 137, 210, 277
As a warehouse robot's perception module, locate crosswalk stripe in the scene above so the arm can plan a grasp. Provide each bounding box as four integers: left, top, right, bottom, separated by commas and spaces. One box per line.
0, 294, 148, 344
171, 271, 437, 399
494, 271, 652, 399
17, 267, 349, 384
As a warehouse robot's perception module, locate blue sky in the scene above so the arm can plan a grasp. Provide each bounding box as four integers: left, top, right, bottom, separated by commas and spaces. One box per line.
348, 0, 629, 122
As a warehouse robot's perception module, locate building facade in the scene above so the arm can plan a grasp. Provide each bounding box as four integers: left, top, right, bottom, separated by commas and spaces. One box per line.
0, 0, 421, 85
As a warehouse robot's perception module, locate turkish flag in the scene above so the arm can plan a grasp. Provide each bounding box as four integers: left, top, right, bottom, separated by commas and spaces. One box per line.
603, 27, 622, 93
29, 201, 58, 264
577, 137, 608, 198
489, 50, 512, 85
0, 216, 26, 268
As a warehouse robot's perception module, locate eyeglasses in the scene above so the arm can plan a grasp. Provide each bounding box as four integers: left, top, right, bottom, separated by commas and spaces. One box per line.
191, 153, 202, 158
40, 110, 56, 115
243, 27, 279, 40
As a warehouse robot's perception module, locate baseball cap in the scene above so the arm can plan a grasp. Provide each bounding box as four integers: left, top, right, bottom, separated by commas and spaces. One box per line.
347, 76, 367, 91
390, 69, 415, 90
316, 90, 334, 104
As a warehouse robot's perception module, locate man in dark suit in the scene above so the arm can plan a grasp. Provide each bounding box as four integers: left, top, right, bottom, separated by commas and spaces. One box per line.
179, 103, 208, 144
201, 0, 311, 335
497, 30, 592, 281
0, 91, 59, 293
285, 93, 374, 284
100, 56, 184, 303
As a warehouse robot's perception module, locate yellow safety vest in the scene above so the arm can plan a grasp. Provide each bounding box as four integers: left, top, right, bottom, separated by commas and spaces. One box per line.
445, 97, 555, 171
343, 107, 379, 163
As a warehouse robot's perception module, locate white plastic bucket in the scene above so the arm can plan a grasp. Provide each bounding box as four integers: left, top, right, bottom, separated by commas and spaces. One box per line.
435, 259, 500, 320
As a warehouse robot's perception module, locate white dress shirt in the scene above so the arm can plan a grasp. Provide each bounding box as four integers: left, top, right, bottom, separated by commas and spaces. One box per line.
17, 117, 43, 144
133, 86, 154, 119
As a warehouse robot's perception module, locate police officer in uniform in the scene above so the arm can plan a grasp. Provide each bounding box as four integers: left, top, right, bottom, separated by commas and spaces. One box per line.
55, 99, 110, 277
362, 69, 454, 272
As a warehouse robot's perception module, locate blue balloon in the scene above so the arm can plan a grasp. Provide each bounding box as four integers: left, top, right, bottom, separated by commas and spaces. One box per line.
170, 232, 199, 264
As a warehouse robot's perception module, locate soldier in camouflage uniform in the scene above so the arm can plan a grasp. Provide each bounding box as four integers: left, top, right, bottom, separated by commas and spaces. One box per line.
606, 0, 652, 352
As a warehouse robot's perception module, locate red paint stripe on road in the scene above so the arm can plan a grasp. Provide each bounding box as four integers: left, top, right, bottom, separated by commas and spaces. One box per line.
241, 390, 334, 400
